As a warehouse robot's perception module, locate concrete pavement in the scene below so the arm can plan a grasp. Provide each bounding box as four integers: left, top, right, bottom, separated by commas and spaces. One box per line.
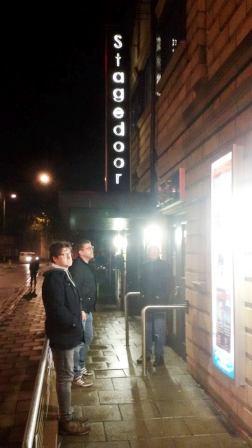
59, 309, 251, 447
0, 264, 250, 447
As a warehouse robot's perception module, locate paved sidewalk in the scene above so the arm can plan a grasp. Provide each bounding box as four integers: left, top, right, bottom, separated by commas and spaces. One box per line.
59, 309, 250, 448
0, 263, 31, 320
0, 277, 45, 448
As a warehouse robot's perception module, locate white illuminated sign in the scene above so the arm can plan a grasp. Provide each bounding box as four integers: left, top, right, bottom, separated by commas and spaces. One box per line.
111, 33, 126, 186
211, 152, 235, 379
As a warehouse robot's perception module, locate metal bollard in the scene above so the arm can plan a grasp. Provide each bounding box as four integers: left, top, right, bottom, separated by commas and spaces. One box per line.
124, 292, 141, 346
141, 304, 188, 376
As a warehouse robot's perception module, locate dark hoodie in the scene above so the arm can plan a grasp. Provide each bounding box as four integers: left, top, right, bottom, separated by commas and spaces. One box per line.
42, 267, 84, 350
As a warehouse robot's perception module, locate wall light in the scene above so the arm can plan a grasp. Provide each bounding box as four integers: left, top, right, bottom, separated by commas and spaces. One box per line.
113, 234, 127, 255
143, 224, 163, 250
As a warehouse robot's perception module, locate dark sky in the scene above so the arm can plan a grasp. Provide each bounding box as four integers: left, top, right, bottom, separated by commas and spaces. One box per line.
0, 2, 134, 198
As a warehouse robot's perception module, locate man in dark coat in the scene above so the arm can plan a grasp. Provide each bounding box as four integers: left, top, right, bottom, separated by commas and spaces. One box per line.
137, 245, 171, 366
29, 255, 40, 293
42, 241, 90, 436
70, 240, 96, 386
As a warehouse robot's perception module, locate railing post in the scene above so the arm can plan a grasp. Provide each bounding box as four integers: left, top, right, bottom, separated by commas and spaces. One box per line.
22, 339, 50, 448
141, 307, 147, 376
124, 292, 140, 346
141, 304, 188, 376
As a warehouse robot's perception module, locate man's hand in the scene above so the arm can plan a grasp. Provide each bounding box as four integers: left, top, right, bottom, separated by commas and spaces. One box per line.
82, 311, 87, 321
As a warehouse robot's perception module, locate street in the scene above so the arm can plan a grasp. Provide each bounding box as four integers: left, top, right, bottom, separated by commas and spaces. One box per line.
0, 262, 33, 320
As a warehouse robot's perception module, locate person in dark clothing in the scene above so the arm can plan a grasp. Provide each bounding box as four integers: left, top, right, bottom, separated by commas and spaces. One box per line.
69, 240, 96, 387
29, 256, 40, 293
137, 245, 171, 367
42, 241, 90, 437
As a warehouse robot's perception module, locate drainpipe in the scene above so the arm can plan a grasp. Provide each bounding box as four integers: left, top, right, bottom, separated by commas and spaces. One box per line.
150, 0, 157, 199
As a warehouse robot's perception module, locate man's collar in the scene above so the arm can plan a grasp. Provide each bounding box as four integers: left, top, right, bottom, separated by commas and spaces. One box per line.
51, 263, 69, 271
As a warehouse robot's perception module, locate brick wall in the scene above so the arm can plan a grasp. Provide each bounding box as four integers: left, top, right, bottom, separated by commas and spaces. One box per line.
130, 0, 252, 434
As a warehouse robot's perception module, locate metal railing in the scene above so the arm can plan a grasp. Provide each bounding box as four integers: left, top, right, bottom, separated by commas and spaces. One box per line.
22, 338, 52, 448
124, 291, 141, 346
142, 304, 188, 376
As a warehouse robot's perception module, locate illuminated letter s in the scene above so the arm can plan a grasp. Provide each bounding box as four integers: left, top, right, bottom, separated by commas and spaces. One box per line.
113, 34, 123, 49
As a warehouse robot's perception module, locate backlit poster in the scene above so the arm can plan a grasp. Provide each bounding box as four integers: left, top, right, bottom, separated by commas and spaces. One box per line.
211, 152, 234, 379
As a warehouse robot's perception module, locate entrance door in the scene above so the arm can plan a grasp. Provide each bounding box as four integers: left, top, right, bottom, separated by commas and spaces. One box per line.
167, 218, 187, 358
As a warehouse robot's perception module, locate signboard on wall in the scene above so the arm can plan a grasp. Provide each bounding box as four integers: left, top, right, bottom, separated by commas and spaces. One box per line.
157, 168, 185, 210
105, 30, 129, 192
211, 152, 235, 379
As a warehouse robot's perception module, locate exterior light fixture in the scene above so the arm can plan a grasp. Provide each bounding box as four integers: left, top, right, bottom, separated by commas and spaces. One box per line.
143, 224, 163, 250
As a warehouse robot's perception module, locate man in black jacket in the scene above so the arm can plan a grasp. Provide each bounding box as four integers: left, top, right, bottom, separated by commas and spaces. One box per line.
29, 255, 39, 294
42, 241, 90, 436
137, 245, 171, 366
70, 240, 96, 386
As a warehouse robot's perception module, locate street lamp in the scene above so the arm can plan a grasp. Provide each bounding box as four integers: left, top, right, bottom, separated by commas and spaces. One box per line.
37, 172, 52, 186
1, 192, 17, 234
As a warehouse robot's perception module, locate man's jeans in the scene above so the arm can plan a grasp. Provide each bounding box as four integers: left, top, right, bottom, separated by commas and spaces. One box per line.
52, 347, 75, 421
74, 312, 93, 378
146, 311, 166, 359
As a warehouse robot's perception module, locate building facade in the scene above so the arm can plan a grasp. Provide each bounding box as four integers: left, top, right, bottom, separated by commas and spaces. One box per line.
129, 0, 252, 433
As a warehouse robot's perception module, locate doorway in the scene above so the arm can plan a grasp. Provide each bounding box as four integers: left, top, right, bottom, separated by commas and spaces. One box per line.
167, 217, 187, 358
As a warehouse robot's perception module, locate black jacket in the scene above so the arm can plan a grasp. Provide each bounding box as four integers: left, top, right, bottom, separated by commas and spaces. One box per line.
69, 257, 96, 313
42, 268, 84, 350
140, 258, 171, 306
29, 259, 39, 274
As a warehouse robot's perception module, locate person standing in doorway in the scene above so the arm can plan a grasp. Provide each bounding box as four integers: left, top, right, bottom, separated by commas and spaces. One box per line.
137, 245, 171, 367
70, 240, 96, 387
42, 241, 90, 436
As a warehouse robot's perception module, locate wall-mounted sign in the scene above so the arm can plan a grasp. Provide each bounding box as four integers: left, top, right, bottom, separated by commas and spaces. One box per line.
211, 152, 235, 379
157, 168, 185, 210
105, 31, 129, 192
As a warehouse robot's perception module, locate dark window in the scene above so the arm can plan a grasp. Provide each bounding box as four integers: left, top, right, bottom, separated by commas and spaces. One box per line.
131, 58, 151, 129
157, 0, 186, 77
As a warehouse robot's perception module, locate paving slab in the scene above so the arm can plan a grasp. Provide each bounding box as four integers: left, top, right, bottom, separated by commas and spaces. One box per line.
59, 308, 251, 448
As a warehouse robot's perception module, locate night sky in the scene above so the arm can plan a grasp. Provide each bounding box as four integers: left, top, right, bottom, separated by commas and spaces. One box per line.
0, 2, 134, 199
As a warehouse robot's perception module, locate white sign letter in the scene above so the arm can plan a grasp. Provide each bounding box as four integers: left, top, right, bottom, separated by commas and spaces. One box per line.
113, 141, 125, 152
113, 107, 124, 119
115, 53, 121, 67
113, 121, 125, 137
113, 34, 123, 49
113, 88, 125, 103
115, 173, 123, 184
112, 72, 125, 84
113, 158, 125, 169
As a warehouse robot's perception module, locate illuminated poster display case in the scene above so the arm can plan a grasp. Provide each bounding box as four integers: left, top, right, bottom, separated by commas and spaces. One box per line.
211, 152, 235, 379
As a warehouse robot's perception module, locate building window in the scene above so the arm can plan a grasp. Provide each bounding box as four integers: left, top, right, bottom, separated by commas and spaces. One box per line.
131, 58, 151, 129
157, 0, 186, 77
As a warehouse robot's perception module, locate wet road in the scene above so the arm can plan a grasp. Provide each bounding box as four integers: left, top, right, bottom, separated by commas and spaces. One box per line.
0, 263, 31, 319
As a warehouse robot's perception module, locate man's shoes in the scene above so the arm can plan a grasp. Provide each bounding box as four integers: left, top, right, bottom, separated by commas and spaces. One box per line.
81, 366, 93, 376
153, 356, 165, 367
73, 376, 93, 388
137, 355, 151, 364
59, 418, 90, 435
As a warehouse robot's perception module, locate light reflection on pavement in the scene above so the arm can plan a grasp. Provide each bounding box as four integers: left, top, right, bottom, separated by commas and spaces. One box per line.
0, 263, 31, 319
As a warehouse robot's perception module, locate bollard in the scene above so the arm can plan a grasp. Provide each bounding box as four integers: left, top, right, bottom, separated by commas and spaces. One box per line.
124, 292, 141, 346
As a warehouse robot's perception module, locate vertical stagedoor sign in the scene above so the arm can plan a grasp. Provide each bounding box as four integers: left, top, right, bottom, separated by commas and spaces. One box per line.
105, 30, 129, 192
211, 152, 235, 380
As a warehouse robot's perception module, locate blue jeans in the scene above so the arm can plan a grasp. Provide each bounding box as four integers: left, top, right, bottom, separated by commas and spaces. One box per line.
74, 312, 93, 378
146, 311, 166, 359
52, 347, 75, 420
